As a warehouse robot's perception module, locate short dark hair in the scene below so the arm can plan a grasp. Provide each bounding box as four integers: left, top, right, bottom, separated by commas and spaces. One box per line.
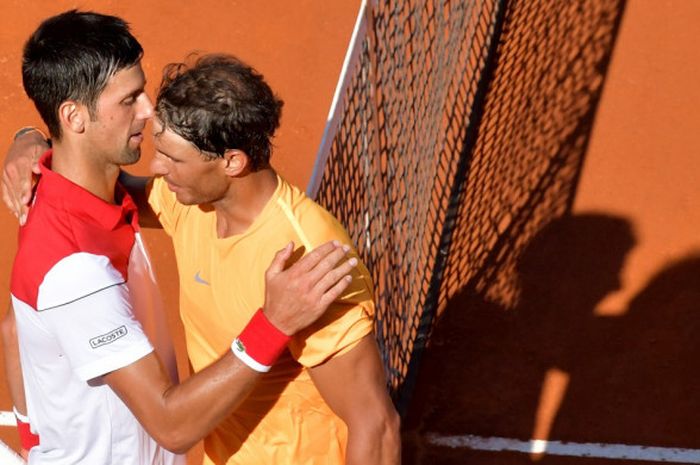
22, 10, 143, 139
156, 54, 283, 170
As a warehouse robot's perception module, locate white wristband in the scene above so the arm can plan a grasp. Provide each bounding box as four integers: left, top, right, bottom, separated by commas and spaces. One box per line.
231, 338, 272, 373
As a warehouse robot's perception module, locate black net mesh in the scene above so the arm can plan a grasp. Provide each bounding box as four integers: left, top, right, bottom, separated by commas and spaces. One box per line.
309, 0, 624, 414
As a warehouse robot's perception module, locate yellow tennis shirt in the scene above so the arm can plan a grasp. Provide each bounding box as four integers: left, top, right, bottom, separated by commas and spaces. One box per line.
148, 175, 375, 464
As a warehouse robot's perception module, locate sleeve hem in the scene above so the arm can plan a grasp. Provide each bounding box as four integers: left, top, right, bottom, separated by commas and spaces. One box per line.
297, 318, 374, 368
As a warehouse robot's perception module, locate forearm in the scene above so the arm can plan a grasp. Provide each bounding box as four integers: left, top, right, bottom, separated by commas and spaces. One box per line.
155, 352, 259, 452
1, 308, 37, 457
0, 308, 26, 413
107, 351, 259, 454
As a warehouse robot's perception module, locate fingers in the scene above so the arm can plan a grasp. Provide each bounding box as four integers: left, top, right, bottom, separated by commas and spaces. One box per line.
266, 242, 294, 278
2, 171, 23, 221
305, 243, 352, 284
21, 172, 38, 204
1, 179, 14, 215
318, 274, 354, 309
18, 206, 29, 226
291, 240, 341, 273
30, 150, 41, 175
3, 162, 34, 224
314, 256, 358, 298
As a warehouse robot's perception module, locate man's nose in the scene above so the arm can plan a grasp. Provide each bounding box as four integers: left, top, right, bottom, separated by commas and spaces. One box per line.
150, 155, 167, 175
137, 93, 155, 120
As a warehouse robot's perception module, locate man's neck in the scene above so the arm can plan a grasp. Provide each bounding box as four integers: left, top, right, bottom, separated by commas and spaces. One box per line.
50, 141, 120, 204
213, 167, 279, 238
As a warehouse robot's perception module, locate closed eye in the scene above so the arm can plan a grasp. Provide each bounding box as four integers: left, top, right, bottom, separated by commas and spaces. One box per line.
157, 150, 181, 163
122, 88, 145, 106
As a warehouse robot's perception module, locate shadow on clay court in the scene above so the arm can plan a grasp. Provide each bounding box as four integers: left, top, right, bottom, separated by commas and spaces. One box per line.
403, 213, 700, 464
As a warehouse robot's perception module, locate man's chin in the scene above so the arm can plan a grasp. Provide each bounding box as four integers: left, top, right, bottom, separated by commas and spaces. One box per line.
174, 192, 197, 206
120, 148, 142, 166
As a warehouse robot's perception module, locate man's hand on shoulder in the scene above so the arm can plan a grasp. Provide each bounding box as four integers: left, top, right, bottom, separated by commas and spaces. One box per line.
263, 241, 357, 335
2, 127, 49, 225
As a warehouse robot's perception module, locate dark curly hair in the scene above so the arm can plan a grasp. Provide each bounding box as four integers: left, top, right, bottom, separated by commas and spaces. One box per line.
155, 54, 283, 170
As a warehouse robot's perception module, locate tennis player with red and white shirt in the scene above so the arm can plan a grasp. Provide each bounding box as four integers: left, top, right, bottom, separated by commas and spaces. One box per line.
11, 152, 182, 464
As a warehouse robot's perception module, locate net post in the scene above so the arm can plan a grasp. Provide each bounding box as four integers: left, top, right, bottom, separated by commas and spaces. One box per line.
306, 0, 369, 199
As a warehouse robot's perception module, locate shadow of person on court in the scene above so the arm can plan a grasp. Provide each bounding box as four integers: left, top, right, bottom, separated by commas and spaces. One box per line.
511, 214, 636, 452
403, 213, 636, 464
545, 254, 700, 456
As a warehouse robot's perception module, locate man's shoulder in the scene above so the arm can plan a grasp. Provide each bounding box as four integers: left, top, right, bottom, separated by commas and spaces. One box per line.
274, 179, 352, 245
11, 203, 129, 310
12, 202, 78, 292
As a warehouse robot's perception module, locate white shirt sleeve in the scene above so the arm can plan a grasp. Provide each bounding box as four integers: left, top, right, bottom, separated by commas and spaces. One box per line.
37, 253, 154, 381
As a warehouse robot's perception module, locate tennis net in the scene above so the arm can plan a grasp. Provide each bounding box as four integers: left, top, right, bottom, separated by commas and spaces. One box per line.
308, 0, 625, 414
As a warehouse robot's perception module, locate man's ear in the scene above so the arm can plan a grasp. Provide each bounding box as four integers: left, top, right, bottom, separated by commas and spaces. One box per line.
222, 149, 249, 176
58, 101, 87, 134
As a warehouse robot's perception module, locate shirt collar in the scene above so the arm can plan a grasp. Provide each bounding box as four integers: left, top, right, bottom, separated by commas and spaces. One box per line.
36, 150, 138, 230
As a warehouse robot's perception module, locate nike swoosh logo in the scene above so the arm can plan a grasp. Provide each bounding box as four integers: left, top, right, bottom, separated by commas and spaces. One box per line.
194, 271, 210, 286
